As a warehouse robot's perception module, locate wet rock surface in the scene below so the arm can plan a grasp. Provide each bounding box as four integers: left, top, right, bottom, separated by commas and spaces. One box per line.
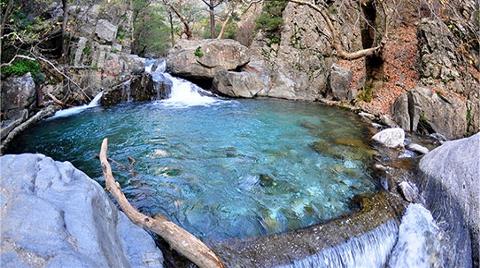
418, 133, 480, 267
0, 154, 164, 268
213, 191, 405, 267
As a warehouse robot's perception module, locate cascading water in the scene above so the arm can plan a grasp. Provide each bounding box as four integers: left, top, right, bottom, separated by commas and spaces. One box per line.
388, 204, 444, 268
49, 92, 103, 119
145, 59, 224, 107
279, 221, 399, 268
277, 203, 443, 268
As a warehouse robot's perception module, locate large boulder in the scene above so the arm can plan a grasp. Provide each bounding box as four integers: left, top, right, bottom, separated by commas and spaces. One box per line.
0, 154, 164, 268
418, 133, 480, 267
166, 39, 250, 79
0, 73, 36, 113
392, 87, 468, 139
212, 64, 268, 98
101, 72, 170, 106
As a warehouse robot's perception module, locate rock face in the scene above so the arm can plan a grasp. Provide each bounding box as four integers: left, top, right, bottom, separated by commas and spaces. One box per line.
0, 73, 37, 145
0, 73, 36, 113
166, 39, 250, 79
327, 64, 355, 101
372, 128, 405, 148
418, 133, 480, 267
95, 19, 118, 43
0, 154, 164, 268
392, 87, 468, 139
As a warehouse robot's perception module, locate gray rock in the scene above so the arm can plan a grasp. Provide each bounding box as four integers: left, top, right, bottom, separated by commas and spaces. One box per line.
392, 93, 410, 130
398, 181, 420, 203
73, 37, 88, 67
406, 143, 429, 154
327, 64, 354, 101
358, 112, 376, 120
1, 73, 36, 113
166, 39, 250, 79
213, 68, 267, 98
0, 154, 164, 268
418, 133, 480, 267
372, 128, 405, 148
380, 115, 398, 128
392, 87, 467, 139
95, 19, 118, 43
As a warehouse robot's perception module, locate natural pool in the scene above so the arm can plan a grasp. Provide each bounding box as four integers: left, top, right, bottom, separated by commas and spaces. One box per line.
8, 98, 379, 242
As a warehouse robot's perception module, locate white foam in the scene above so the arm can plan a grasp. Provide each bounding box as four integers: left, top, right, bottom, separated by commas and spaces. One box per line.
49, 92, 103, 119
145, 59, 223, 108
388, 203, 443, 268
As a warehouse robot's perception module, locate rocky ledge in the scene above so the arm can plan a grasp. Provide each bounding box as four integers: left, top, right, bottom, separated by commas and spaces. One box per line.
0, 154, 164, 268
417, 133, 480, 267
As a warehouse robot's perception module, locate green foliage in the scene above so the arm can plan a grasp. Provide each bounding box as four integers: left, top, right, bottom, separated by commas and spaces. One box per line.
357, 84, 373, 102
116, 26, 127, 41
132, 3, 171, 56
255, 0, 288, 45
1, 59, 41, 77
194, 47, 204, 58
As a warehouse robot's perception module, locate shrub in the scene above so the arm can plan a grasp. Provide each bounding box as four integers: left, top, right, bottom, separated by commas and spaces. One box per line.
255, 0, 288, 45
194, 47, 204, 58
1, 58, 41, 77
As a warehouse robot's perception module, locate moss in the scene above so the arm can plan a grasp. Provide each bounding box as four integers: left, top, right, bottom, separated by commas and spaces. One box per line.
116, 26, 127, 41
1, 58, 41, 77
194, 47, 204, 58
466, 103, 473, 135
357, 84, 373, 102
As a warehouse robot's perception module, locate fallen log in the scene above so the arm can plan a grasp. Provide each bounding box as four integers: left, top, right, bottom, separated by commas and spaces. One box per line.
0, 105, 58, 154
99, 138, 225, 268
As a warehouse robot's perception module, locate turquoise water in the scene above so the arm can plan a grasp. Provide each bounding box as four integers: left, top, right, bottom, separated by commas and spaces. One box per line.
8, 99, 378, 241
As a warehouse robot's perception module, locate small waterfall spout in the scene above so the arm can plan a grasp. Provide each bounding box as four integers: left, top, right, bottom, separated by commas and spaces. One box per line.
279, 220, 399, 268
389, 204, 444, 268
49, 92, 103, 119
145, 59, 223, 107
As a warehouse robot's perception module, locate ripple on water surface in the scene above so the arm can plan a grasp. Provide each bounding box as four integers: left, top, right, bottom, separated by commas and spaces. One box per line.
9, 99, 378, 241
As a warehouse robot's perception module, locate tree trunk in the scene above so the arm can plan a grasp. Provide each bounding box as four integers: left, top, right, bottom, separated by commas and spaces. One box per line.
209, 1, 216, 38
61, 0, 69, 63
1, 0, 15, 40
99, 138, 225, 268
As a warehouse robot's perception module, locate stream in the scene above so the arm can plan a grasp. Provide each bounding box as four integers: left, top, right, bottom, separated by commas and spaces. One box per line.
6, 60, 444, 267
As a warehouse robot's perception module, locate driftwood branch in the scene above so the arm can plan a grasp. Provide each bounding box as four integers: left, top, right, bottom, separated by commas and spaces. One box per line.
0, 105, 58, 153
99, 138, 225, 268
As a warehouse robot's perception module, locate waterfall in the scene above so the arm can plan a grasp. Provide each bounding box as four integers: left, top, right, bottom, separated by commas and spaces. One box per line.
278, 220, 399, 268
122, 80, 132, 102
276, 203, 443, 268
145, 59, 223, 107
388, 204, 444, 268
49, 92, 103, 119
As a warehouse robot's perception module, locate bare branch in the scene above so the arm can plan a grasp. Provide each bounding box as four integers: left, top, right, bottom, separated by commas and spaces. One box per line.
99, 138, 225, 268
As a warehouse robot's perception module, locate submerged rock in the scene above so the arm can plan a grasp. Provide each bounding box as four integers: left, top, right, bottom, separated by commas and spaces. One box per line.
214, 191, 405, 267
0, 154, 164, 268
372, 128, 405, 148
418, 133, 480, 267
